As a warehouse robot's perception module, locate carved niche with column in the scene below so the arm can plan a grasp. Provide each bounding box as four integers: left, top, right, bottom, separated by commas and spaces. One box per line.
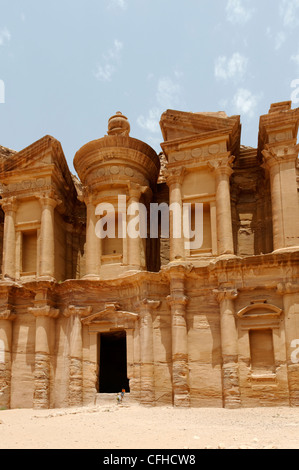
160, 109, 240, 261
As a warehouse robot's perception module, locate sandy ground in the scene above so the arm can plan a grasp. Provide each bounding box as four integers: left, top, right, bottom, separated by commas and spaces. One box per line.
0, 403, 299, 449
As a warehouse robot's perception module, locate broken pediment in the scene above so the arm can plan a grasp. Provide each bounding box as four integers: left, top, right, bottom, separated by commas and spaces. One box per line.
0, 135, 77, 206
159, 109, 241, 150
81, 302, 139, 332
0, 135, 57, 173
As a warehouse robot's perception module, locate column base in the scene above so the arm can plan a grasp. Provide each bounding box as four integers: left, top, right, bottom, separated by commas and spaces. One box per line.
33, 352, 50, 410
0, 363, 11, 409
69, 357, 83, 407
173, 393, 190, 408
222, 362, 241, 409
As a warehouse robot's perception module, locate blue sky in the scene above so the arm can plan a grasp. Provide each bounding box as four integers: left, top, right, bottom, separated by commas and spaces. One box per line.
1, 0, 299, 174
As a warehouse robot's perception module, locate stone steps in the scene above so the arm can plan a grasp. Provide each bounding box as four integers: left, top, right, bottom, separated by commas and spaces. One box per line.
95, 393, 131, 406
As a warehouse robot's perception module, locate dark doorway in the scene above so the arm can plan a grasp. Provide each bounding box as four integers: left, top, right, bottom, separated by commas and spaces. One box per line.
99, 331, 130, 393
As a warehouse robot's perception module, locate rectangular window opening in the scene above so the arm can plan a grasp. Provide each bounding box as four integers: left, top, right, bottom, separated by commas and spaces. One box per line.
22, 230, 37, 274
249, 329, 275, 374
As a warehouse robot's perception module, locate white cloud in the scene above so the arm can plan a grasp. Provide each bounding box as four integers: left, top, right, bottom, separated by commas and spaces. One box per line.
95, 64, 115, 82
156, 77, 182, 108
215, 53, 248, 81
280, 0, 299, 27
103, 39, 123, 61
108, 0, 127, 10
267, 28, 286, 50
0, 27, 11, 46
275, 31, 286, 50
94, 39, 123, 82
137, 75, 183, 134
226, 0, 253, 24
291, 53, 299, 65
137, 107, 161, 134
232, 88, 259, 117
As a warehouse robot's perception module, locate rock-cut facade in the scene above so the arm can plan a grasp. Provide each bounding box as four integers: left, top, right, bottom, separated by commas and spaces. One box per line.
0, 101, 299, 409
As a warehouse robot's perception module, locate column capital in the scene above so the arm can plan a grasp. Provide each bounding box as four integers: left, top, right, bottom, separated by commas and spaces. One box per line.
208, 155, 235, 176
138, 299, 161, 313
165, 167, 186, 187
213, 288, 238, 303
38, 192, 62, 209
0, 309, 16, 321
167, 295, 189, 307
0, 196, 18, 213
262, 144, 299, 169
29, 305, 59, 318
83, 193, 96, 206
128, 183, 143, 200
63, 305, 93, 318
277, 282, 299, 295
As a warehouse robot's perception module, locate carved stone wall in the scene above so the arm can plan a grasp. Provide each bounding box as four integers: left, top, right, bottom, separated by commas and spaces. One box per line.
0, 103, 299, 410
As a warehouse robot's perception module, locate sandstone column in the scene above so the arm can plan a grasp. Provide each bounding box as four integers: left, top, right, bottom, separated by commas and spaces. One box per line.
277, 282, 299, 406
1, 198, 17, 279
64, 306, 91, 407
139, 299, 160, 405
39, 195, 59, 279
30, 305, 59, 409
167, 272, 190, 407
84, 198, 101, 278
262, 148, 299, 251
127, 186, 142, 268
214, 288, 240, 409
166, 170, 185, 262
209, 157, 235, 256
0, 310, 16, 409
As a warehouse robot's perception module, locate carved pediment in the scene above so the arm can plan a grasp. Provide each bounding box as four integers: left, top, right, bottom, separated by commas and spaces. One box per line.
0, 136, 57, 174
160, 109, 241, 145
82, 302, 138, 331
237, 301, 282, 319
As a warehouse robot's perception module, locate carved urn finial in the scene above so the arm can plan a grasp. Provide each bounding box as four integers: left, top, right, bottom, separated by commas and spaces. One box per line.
108, 111, 130, 136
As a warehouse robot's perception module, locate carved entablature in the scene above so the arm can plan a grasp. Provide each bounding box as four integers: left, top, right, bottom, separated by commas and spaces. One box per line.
74, 130, 160, 195
81, 302, 139, 333
86, 162, 149, 190
165, 140, 230, 165
0, 135, 77, 218
277, 282, 299, 295
237, 300, 283, 330
0, 177, 51, 198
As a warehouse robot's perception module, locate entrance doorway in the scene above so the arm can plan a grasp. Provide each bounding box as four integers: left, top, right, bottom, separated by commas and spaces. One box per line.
99, 330, 130, 393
